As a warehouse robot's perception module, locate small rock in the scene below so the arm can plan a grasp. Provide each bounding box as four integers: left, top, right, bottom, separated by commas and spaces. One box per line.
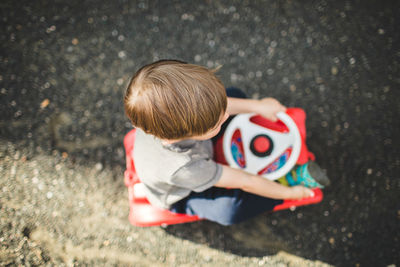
95, 163, 103, 171
40, 99, 50, 109
46, 192, 53, 199
331, 66, 338, 75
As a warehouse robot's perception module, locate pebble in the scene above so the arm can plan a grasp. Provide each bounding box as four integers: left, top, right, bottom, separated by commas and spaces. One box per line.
10, 165, 16, 176
95, 163, 103, 171
230, 73, 238, 82
46, 25, 56, 33
46, 192, 53, 199
331, 66, 338, 75
117, 78, 124, 85
118, 51, 126, 59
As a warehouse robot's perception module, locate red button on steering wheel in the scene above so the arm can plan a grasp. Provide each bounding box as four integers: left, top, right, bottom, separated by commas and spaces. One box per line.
251, 134, 273, 157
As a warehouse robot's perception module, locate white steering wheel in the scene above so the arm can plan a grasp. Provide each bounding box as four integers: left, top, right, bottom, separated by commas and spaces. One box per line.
223, 112, 301, 180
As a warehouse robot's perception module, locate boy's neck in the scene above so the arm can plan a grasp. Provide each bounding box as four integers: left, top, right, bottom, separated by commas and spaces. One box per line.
161, 139, 177, 145
161, 138, 185, 145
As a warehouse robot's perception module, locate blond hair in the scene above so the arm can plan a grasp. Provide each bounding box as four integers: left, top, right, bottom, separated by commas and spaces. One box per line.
124, 60, 227, 140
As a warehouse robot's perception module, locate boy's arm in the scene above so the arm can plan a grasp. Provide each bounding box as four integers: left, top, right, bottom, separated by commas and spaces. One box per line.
214, 165, 314, 200
227, 97, 287, 122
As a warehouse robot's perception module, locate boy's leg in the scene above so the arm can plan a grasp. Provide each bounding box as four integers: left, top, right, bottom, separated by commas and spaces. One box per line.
170, 187, 283, 226
281, 161, 330, 188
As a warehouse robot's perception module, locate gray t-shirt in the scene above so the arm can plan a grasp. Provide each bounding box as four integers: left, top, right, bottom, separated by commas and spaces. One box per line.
133, 128, 223, 209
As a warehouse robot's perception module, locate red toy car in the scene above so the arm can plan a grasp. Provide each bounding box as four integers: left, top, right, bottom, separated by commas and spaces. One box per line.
124, 108, 323, 227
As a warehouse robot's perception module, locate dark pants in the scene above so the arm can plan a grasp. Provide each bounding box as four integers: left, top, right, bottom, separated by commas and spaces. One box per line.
169, 88, 283, 225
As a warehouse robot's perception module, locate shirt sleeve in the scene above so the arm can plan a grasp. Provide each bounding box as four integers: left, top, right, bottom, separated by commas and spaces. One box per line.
170, 158, 222, 192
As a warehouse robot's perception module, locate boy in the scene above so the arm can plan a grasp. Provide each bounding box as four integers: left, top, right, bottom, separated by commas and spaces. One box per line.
124, 60, 325, 225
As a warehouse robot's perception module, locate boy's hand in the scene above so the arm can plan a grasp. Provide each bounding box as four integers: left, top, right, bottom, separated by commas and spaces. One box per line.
254, 98, 287, 122
289, 186, 315, 200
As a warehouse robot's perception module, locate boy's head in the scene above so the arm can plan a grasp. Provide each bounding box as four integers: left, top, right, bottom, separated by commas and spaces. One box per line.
124, 60, 227, 140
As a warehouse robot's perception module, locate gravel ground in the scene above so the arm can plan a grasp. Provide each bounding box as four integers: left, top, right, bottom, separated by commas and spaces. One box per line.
1, 0, 399, 266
